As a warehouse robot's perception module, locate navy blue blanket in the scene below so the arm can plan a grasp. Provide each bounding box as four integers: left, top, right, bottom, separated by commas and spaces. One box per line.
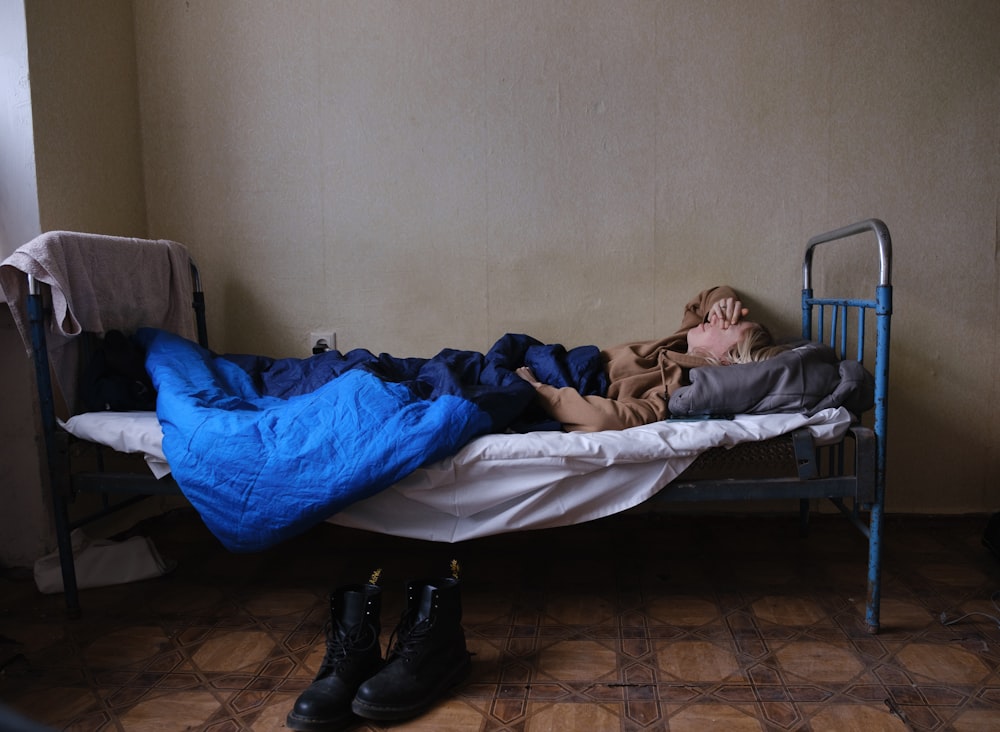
135, 328, 605, 552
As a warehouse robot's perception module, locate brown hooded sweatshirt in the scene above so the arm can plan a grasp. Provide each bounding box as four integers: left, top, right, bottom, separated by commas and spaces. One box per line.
531, 286, 737, 432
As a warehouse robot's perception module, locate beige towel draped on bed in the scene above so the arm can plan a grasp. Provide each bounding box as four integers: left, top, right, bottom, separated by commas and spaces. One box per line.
0, 231, 197, 411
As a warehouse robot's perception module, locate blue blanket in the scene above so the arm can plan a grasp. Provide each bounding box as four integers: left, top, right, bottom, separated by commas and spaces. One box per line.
136, 329, 606, 552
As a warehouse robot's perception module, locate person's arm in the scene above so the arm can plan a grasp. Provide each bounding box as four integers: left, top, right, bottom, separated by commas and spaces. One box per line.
514, 285, 751, 432
531, 384, 667, 432
516, 366, 667, 432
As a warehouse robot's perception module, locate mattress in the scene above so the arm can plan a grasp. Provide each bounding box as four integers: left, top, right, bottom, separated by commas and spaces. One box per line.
62, 407, 853, 543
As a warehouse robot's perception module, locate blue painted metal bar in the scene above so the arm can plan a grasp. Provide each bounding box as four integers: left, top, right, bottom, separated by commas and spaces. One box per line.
805, 296, 878, 309
830, 497, 872, 538
801, 218, 892, 634
856, 309, 866, 363
801, 287, 813, 340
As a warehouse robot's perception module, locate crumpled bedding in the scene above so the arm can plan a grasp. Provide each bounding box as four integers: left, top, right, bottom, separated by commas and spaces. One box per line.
128, 328, 867, 553
135, 328, 605, 552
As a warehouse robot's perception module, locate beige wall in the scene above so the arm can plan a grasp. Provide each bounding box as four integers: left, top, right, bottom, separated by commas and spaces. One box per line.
28, 0, 147, 236
133, 0, 1000, 514
2, 0, 997, 566
0, 0, 149, 567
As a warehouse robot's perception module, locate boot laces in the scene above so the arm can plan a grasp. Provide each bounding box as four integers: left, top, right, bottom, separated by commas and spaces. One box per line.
386, 610, 431, 665
318, 618, 377, 675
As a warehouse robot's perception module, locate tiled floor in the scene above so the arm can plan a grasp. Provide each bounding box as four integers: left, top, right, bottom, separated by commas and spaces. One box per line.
3, 508, 1000, 731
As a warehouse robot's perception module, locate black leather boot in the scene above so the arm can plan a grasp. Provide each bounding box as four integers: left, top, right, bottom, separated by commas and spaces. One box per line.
351, 563, 471, 721
286, 575, 383, 731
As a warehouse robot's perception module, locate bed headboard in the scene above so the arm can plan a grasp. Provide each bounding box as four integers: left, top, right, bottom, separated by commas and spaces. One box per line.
801, 217, 892, 470
801, 218, 892, 632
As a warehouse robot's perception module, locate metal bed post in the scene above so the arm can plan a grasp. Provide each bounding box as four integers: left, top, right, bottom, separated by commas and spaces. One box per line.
867, 278, 892, 633
27, 258, 208, 618
802, 218, 892, 633
190, 263, 209, 348
27, 275, 82, 617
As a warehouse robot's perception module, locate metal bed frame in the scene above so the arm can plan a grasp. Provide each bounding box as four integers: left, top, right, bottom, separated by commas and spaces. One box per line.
25, 220, 891, 631
657, 218, 891, 633
27, 263, 209, 619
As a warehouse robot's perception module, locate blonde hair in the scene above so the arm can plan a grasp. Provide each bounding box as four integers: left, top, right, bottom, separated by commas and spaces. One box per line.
695, 323, 787, 366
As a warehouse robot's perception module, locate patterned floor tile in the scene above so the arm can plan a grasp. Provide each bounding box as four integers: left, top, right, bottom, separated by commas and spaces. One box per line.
2, 511, 1000, 730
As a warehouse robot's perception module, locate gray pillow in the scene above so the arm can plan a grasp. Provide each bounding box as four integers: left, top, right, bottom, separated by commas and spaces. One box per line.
667, 342, 874, 418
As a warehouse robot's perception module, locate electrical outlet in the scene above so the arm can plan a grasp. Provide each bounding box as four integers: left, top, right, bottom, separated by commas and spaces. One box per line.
309, 330, 336, 354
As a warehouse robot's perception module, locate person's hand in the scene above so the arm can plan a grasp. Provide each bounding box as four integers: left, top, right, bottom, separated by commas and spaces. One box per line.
708, 297, 749, 329
516, 366, 543, 388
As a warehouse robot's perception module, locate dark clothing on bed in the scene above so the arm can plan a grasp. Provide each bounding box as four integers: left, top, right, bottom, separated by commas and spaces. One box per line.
223, 332, 607, 433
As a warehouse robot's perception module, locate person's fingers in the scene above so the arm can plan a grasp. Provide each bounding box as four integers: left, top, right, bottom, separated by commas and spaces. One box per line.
516, 366, 541, 387
729, 299, 742, 324
715, 298, 736, 328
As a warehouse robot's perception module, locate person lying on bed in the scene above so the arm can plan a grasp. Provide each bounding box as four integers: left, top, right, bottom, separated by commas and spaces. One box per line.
516, 286, 782, 432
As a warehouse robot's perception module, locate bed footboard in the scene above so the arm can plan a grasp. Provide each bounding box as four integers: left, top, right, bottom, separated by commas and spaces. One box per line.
650, 219, 891, 633
805, 218, 891, 634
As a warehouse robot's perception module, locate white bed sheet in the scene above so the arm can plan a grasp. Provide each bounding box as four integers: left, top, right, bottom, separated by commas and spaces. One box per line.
60, 411, 172, 478
61, 408, 852, 543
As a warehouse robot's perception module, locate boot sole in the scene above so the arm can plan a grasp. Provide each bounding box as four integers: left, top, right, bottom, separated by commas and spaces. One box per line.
350, 652, 472, 721
285, 709, 356, 732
